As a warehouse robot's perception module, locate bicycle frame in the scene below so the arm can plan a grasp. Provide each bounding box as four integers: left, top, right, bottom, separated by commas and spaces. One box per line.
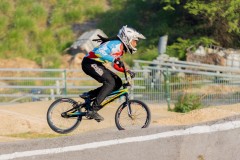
65, 87, 129, 117
101, 88, 129, 107
66, 64, 131, 118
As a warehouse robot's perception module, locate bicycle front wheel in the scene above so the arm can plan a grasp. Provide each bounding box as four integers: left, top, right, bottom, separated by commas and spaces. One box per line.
47, 98, 82, 134
115, 100, 151, 130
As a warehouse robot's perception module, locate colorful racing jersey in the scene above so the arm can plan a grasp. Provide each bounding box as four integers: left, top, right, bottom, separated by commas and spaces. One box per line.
86, 40, 124, 63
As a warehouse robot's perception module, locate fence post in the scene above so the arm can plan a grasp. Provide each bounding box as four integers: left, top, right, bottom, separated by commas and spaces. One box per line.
63, 69, 67, 95
50, 89, 55, 100
163, 69, 171, 110
56, 80, 61, 95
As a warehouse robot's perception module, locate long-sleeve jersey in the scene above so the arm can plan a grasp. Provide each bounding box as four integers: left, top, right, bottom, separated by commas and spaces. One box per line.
86, 40, 124, 63
85, 40, 126, 72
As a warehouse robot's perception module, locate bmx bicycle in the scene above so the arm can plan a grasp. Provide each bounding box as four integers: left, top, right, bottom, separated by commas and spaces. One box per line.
47, 65, 151, 134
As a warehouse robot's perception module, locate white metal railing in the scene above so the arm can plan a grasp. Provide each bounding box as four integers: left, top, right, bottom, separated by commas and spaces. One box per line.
134, 59, 240, 74
0, 68, 152, 104
1, 60, 240, 106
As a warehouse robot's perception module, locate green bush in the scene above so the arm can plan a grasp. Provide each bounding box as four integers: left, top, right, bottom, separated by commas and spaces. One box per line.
173, 93, 202, 113
166, 37, 217, 60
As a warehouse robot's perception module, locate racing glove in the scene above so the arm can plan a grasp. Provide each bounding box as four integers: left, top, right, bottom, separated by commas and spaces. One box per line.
127, 70, 136, 78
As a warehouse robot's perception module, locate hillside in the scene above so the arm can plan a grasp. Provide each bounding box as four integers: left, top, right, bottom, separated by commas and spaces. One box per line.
0, 54, 74, 69
0, 0, 239, 67
0, 0, 108, 68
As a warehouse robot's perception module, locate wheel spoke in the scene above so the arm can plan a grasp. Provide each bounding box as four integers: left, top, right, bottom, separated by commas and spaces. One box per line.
115, 100, 151, 130
47, 98, 81, 134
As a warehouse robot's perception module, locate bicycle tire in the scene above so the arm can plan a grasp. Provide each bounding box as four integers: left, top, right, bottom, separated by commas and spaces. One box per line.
47, 98, 82, 134
115, 100, 151, 130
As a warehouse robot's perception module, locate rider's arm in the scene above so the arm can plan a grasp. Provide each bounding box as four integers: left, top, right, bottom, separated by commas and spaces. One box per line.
112, 58, 129, 72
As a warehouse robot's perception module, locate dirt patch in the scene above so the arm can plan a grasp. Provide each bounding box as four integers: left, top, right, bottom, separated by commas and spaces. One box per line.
0, 56, 79, 70
0, 101, 240, 142
182, 85, 240, 95
155, 107, 239, 126
0, 58, 40, 69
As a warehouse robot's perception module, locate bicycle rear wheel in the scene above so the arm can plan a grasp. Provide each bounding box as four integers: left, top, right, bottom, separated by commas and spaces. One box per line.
115, 100, 151, 130
47, 98, 82, 134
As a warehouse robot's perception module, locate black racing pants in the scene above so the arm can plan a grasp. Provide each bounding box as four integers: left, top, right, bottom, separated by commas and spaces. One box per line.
81, 57, 122, 107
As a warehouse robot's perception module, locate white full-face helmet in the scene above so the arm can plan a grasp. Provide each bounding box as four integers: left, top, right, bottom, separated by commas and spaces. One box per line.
117, 25, 146, 54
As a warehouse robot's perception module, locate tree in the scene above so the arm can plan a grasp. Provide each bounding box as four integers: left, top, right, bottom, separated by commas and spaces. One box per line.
164, 0, 240, 47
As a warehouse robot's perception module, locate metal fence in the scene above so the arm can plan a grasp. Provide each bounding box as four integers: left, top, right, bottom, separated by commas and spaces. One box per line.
1, 59, 240, 106
133, 59, 240, 107
0, 68, 99, 103
0, 68, 158, 104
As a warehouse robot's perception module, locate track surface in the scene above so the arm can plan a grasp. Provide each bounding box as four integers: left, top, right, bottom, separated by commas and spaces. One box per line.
1, 115, 240, 160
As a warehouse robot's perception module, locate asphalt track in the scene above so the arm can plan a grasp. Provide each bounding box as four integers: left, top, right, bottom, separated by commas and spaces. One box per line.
1, 115, 240, 160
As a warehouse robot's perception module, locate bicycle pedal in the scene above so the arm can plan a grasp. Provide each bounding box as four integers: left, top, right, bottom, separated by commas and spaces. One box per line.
85, 115, 93, 120
95, 119, 101, 122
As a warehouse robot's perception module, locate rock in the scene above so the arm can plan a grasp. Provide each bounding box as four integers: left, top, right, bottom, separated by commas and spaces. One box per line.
65, 29, 108, 56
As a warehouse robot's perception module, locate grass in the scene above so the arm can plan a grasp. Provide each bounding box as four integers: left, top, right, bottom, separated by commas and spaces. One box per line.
173, 93, 202, 113
0, 0, 107, 67
0, 1, 11, 14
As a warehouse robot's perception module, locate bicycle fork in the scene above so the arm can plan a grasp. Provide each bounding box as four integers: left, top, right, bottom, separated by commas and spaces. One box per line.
124, 94, 133, 118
